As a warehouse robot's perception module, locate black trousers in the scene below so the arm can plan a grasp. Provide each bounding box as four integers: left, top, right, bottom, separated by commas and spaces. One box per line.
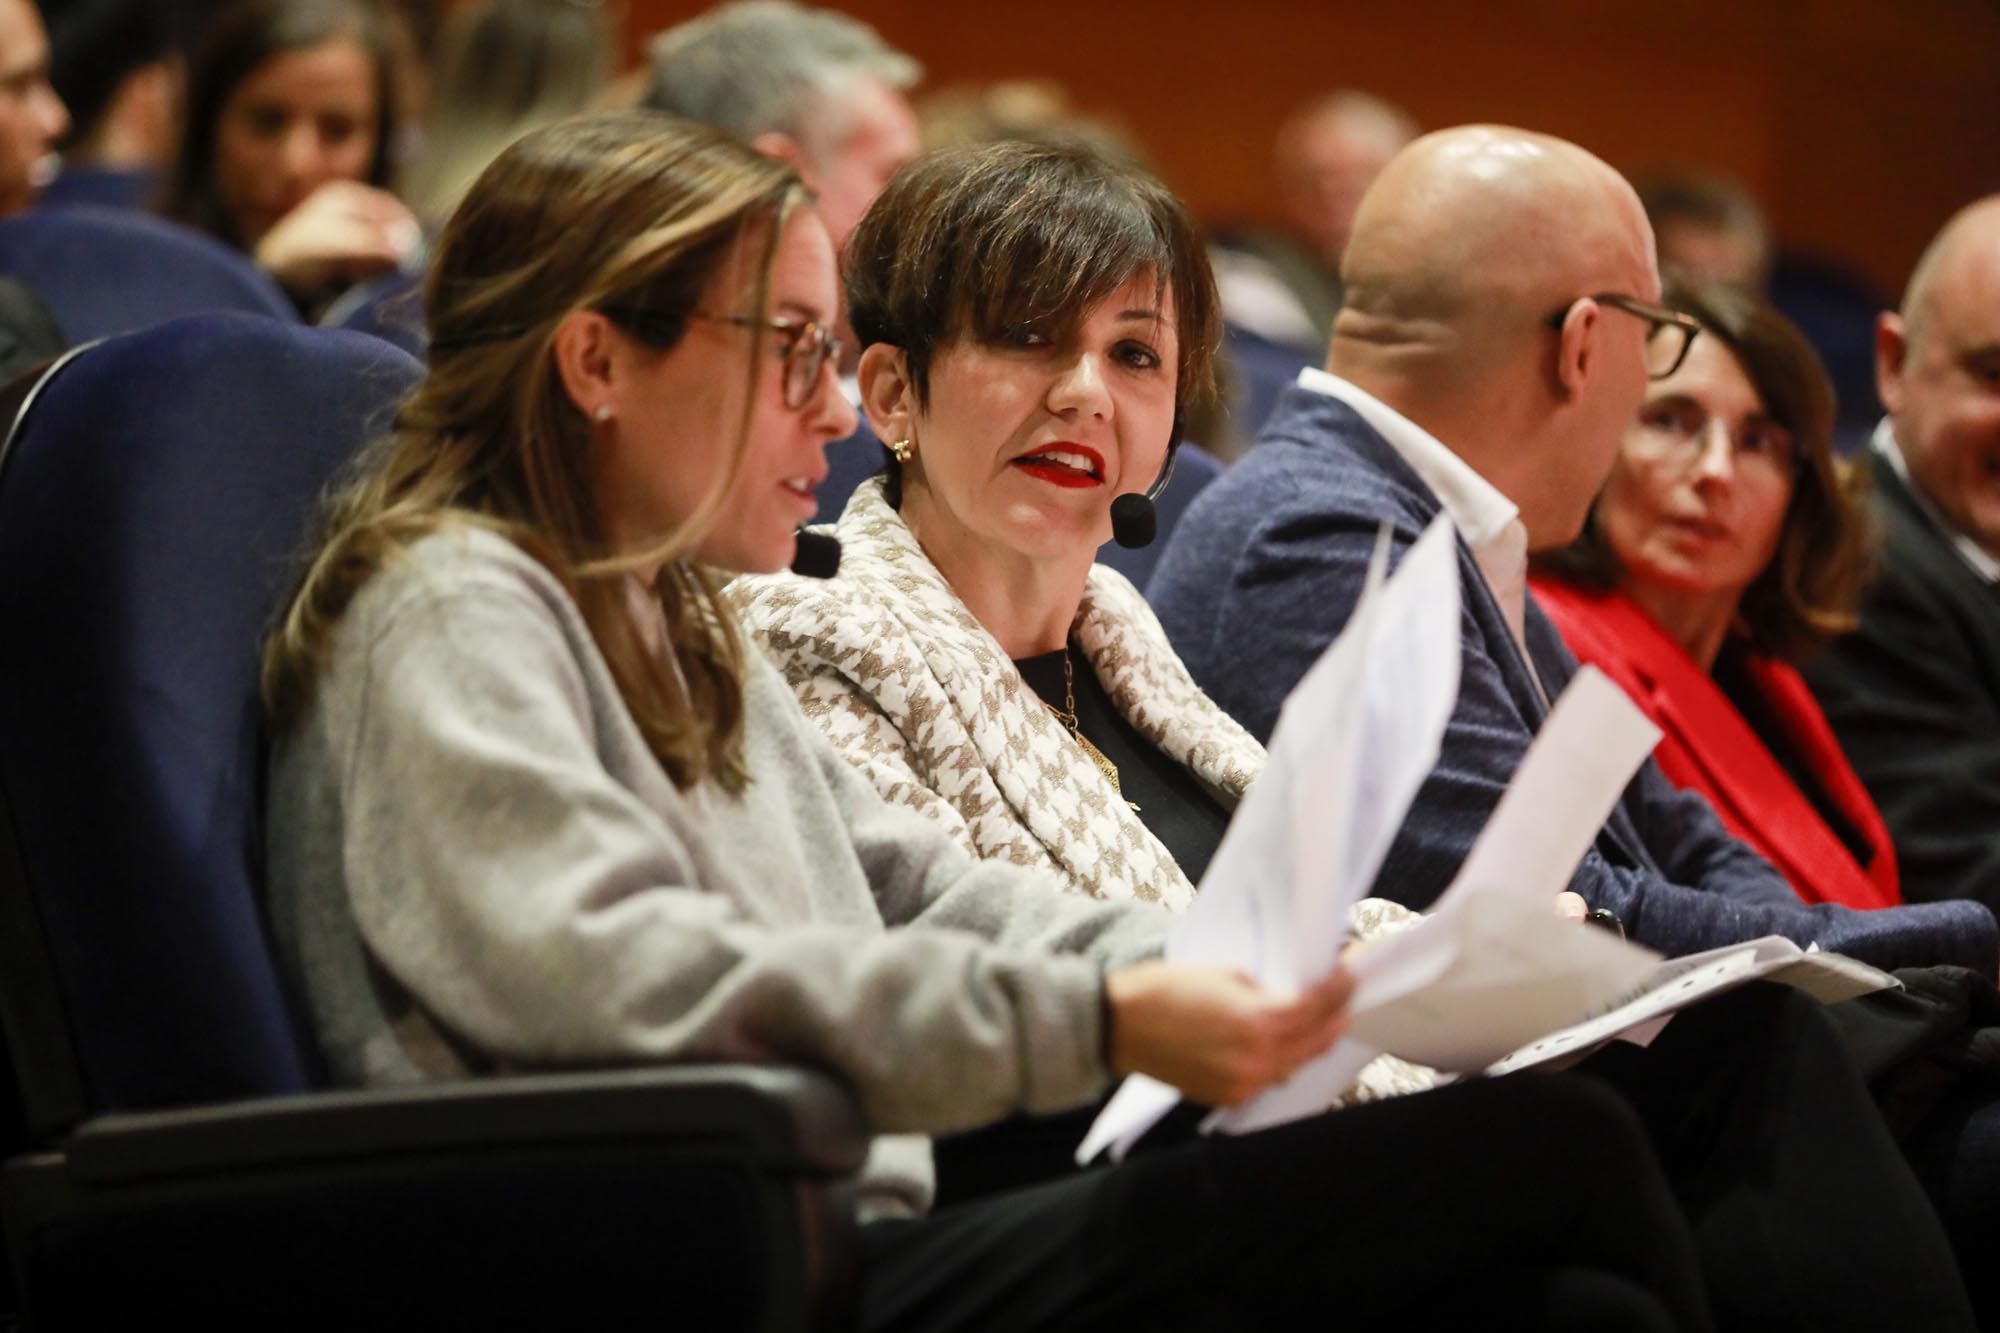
1579, 982, 1970, 1330
1822, 965, 2000, 1329
861, 984, 1973, 1332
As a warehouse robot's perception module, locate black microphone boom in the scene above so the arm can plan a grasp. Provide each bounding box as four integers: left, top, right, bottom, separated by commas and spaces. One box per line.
789, 529, 842, 578
1110, 493, 1157, 549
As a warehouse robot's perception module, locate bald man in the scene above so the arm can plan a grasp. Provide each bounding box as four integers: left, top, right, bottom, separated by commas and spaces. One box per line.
1151, 126, 1997, 973
1804, 198, 2000, 914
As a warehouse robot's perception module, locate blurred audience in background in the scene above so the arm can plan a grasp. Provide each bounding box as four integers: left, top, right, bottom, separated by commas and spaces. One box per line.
1210, 90, 1417, 355
0, 0, 67, 376
1640, 168, 1887, 450
42, 0, 175, 209
158, 0, 418, 317
0, 0, 67, 217
400, 0, 610, 226
640, 0, 919, 260
379, 0, 436, 138
1202, 90, 1417, 453
917, 78, 1144, 166
1638, 172, 1772, 289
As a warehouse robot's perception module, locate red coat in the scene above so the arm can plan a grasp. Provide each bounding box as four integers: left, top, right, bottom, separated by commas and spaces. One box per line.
1531, 577, 1901, 910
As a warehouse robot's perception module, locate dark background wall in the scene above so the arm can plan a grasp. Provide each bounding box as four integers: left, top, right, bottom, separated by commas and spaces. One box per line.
621, 0, 2000, 303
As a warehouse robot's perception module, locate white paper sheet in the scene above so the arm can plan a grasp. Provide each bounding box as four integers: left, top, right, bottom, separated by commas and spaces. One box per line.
1343, 889, 1663, 1069
1079, 515, 1463, 1161
1434, 666, 1662, 912
1080, 569, 1894, 1166
1485, 936, 1898, 1076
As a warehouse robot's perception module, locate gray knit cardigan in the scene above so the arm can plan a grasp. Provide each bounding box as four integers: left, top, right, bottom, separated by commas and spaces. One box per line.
265, 526, 1170, 1217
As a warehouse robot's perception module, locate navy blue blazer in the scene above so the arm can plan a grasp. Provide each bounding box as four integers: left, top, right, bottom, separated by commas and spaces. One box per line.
1150, 384, 1998, 974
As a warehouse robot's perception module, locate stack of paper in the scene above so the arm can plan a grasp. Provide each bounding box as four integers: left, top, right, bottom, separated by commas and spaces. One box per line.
1082, 515, 1468, 1159
1079, 513, 1898, 1164
1487, 936, 1896, 1076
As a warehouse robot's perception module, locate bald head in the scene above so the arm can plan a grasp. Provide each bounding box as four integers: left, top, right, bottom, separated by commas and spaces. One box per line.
1331, 126, 1661, 548
1901, 195, 2000, 351
1877, 195, 2000, 557
1337, 126, 1654, 370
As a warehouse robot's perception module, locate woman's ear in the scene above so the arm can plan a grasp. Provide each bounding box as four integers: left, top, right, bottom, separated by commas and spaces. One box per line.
553, 309, 620, 423
857, 343, 918, 442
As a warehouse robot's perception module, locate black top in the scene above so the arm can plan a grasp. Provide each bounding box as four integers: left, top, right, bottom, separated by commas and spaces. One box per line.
1013, 644, 1233, 886
1713, 642, 1874, 871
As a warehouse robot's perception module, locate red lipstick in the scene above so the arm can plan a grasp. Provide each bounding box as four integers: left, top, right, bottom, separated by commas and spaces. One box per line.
1011, 442, 1105, 489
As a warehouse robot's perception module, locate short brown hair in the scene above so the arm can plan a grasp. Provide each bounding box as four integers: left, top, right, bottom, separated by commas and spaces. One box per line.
844, 138, 1220, 496
1535, 278, 1873, 665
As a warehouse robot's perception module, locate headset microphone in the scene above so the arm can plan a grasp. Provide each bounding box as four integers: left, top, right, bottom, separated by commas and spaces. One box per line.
1109, 493, 1158, 549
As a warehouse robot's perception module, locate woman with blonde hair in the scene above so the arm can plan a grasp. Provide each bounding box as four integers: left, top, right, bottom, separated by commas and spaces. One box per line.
257, 109, 1980, 1332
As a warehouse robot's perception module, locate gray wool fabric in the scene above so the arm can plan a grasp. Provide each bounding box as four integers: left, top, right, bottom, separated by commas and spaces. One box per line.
266, 526, 1169, 1217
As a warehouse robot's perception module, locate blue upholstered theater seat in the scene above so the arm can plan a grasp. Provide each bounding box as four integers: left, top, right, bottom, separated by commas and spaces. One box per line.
320, 265, 429, 358
0, 314, 864, 1328
0, 204, 297, 342
37, 167, 155, 213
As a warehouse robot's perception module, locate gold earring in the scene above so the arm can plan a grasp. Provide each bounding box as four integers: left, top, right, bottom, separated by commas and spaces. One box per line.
888, 437, 914, 464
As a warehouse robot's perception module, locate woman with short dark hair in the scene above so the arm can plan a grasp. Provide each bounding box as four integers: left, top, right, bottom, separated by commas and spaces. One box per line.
1532, 278, 1894, 908
733, 138, 1252, 909
159, 0, 417, 312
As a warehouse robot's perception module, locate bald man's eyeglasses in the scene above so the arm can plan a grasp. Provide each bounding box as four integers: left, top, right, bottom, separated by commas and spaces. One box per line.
1545, 293, 1702, 380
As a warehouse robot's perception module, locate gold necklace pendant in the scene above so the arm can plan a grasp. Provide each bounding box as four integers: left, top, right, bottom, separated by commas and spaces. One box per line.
1056, 647, 1139, 811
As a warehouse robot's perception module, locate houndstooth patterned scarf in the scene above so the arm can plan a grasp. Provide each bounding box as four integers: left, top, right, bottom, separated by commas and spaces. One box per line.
730, 478, 1262, 908
729, 481, 1444, 1105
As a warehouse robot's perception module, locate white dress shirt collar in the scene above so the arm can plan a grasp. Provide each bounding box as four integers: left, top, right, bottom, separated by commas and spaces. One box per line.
1872, 417, 2000, 584
1296, 367, 1538, 659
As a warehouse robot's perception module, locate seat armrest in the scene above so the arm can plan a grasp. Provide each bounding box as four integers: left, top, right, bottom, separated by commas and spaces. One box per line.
61, 1063, 868, 1186
6, 1065, 867, 1332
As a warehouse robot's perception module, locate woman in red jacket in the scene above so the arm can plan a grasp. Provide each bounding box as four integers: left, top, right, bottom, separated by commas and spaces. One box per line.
1531, 279, 1895, 909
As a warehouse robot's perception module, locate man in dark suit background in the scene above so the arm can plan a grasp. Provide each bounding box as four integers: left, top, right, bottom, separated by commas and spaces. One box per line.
1148, 124, 1997, 973
1805, 198, 2000, 915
